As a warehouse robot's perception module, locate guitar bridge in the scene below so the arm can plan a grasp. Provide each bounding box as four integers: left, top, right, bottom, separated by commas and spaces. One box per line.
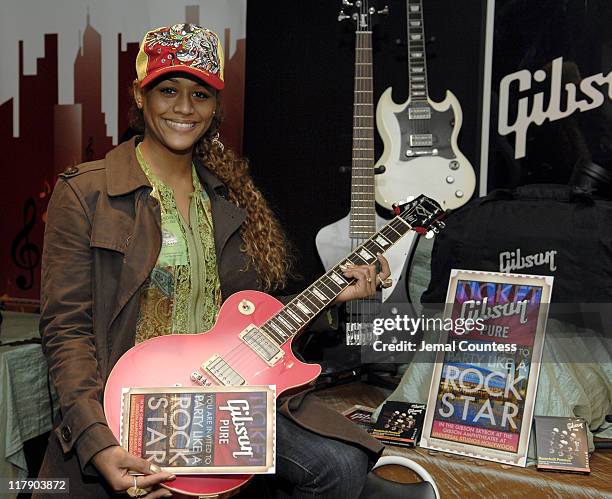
345, 322, 374, 346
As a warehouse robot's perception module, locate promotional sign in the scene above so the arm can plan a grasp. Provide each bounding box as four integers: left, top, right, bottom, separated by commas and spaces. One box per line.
371, 401, 426, 448
121, 385, 275, 474
421, 269, 553, 467
535, 416, 590, 474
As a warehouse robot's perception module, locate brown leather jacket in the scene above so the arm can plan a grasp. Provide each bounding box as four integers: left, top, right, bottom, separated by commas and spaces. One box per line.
38, 138, 382, 493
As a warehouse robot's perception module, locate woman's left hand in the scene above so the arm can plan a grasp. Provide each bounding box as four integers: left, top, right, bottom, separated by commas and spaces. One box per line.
333, 253, 391, 304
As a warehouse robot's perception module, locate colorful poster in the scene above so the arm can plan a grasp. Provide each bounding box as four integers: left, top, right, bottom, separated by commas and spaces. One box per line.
420, 270, 553, 466
121, 385, 275, 474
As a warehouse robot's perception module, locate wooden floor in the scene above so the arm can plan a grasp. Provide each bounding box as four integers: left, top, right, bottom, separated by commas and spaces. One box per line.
315, 380, 612, 498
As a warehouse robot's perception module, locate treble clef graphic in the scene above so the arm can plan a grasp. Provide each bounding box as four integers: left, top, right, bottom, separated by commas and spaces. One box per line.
10, 198, 40, 290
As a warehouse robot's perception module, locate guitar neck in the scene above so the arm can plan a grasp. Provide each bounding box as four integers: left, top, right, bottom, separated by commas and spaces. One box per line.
349, 17, 376, 239
260, 195, 444, 346
407, 0, 429, 102
264, 216, 413, 346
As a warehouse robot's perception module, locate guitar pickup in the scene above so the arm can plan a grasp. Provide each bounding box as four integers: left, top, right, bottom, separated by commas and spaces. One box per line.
409, 134, 434, 147
408, 107, 431, 120
239, 324, 284, 366
201, 355, 245, 386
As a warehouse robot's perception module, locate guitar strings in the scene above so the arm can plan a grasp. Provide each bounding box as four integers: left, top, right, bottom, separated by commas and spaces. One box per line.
350, 23, 379, 349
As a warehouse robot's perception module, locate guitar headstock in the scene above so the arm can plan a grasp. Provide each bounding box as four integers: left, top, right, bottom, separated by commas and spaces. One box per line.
338, 0, 389, 30
394, 195, 446, 237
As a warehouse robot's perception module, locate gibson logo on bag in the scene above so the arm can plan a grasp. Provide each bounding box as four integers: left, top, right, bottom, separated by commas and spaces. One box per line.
499, 248, 558, 274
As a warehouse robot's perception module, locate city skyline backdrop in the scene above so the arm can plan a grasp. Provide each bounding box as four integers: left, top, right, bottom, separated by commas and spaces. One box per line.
1, 0, 246, 142
0, 1, 246, 300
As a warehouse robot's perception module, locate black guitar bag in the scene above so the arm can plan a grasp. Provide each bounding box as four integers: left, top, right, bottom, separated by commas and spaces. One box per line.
422, 184, 612, 305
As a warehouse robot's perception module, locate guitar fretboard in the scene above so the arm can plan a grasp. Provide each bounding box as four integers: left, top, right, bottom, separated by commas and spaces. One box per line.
350, 26, 376, 238
260, 215, 414, 345
407, 0, 429, 102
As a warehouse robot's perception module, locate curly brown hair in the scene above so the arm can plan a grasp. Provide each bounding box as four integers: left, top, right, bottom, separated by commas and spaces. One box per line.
129, 93, 294, 291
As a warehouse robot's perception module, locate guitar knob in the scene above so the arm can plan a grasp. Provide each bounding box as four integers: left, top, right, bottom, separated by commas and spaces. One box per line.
455, 190, 464, 198
284, 359, 294, 369
238, 299, 255, 315
446, 176, 455, 184
449, 160, 459, 170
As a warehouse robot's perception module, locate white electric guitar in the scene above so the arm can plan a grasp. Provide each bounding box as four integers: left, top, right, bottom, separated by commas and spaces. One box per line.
316, 0, 416, 342
375, 0, 476, 211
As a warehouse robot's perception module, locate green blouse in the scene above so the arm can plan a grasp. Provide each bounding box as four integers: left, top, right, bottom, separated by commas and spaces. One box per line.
134, 144, 221, 343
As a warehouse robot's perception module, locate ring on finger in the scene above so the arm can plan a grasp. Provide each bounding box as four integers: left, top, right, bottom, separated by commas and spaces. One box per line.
377, 275, 393, 289
127, 476, 150, 498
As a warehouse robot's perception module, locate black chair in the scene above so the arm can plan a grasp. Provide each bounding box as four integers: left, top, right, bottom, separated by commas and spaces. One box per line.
359, 456, 440, 499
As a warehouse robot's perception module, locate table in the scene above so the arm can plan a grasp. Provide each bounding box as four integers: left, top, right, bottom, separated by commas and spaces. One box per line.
315, 382, 612, 498
0, 311, 56, 484
0, 311, 40, 344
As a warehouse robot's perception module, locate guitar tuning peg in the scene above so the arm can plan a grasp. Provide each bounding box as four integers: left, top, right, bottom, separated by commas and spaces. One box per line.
425, 221, 445, 239
342, 0, 354, 5
338, 9, 351, 21
378, 5, 389, 15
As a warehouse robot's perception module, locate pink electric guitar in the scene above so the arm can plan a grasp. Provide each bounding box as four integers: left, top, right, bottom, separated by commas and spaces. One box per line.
104, 195, 445, 497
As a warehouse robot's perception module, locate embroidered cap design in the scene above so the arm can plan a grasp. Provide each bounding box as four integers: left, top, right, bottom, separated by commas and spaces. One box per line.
136, 23, 224, 90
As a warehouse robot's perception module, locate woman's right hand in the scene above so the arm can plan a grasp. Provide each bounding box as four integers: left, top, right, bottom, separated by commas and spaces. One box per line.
91, 445, 175, 498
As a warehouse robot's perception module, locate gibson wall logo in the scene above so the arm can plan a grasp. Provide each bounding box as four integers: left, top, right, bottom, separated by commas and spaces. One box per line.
499, 248, 557, 273
498, 56, 612, 159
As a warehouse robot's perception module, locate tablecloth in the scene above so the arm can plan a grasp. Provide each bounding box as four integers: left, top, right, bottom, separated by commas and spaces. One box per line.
0, 311, 56, 483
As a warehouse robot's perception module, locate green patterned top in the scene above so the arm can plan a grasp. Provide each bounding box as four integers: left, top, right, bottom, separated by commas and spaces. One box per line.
134, 143, 221, 343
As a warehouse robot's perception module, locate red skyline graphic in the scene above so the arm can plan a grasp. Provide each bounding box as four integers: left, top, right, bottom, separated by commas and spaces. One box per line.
74, 12, 114, 163
0, 8, 246, 301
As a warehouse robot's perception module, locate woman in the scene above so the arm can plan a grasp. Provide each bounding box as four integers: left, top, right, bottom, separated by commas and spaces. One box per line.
37, 24, 388, 498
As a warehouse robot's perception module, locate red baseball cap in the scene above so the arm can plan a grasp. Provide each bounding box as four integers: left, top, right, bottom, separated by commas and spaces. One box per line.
136, 23, 224, 90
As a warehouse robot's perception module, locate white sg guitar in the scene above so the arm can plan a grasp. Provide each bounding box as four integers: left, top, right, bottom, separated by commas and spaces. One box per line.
375, 0, 476, 211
